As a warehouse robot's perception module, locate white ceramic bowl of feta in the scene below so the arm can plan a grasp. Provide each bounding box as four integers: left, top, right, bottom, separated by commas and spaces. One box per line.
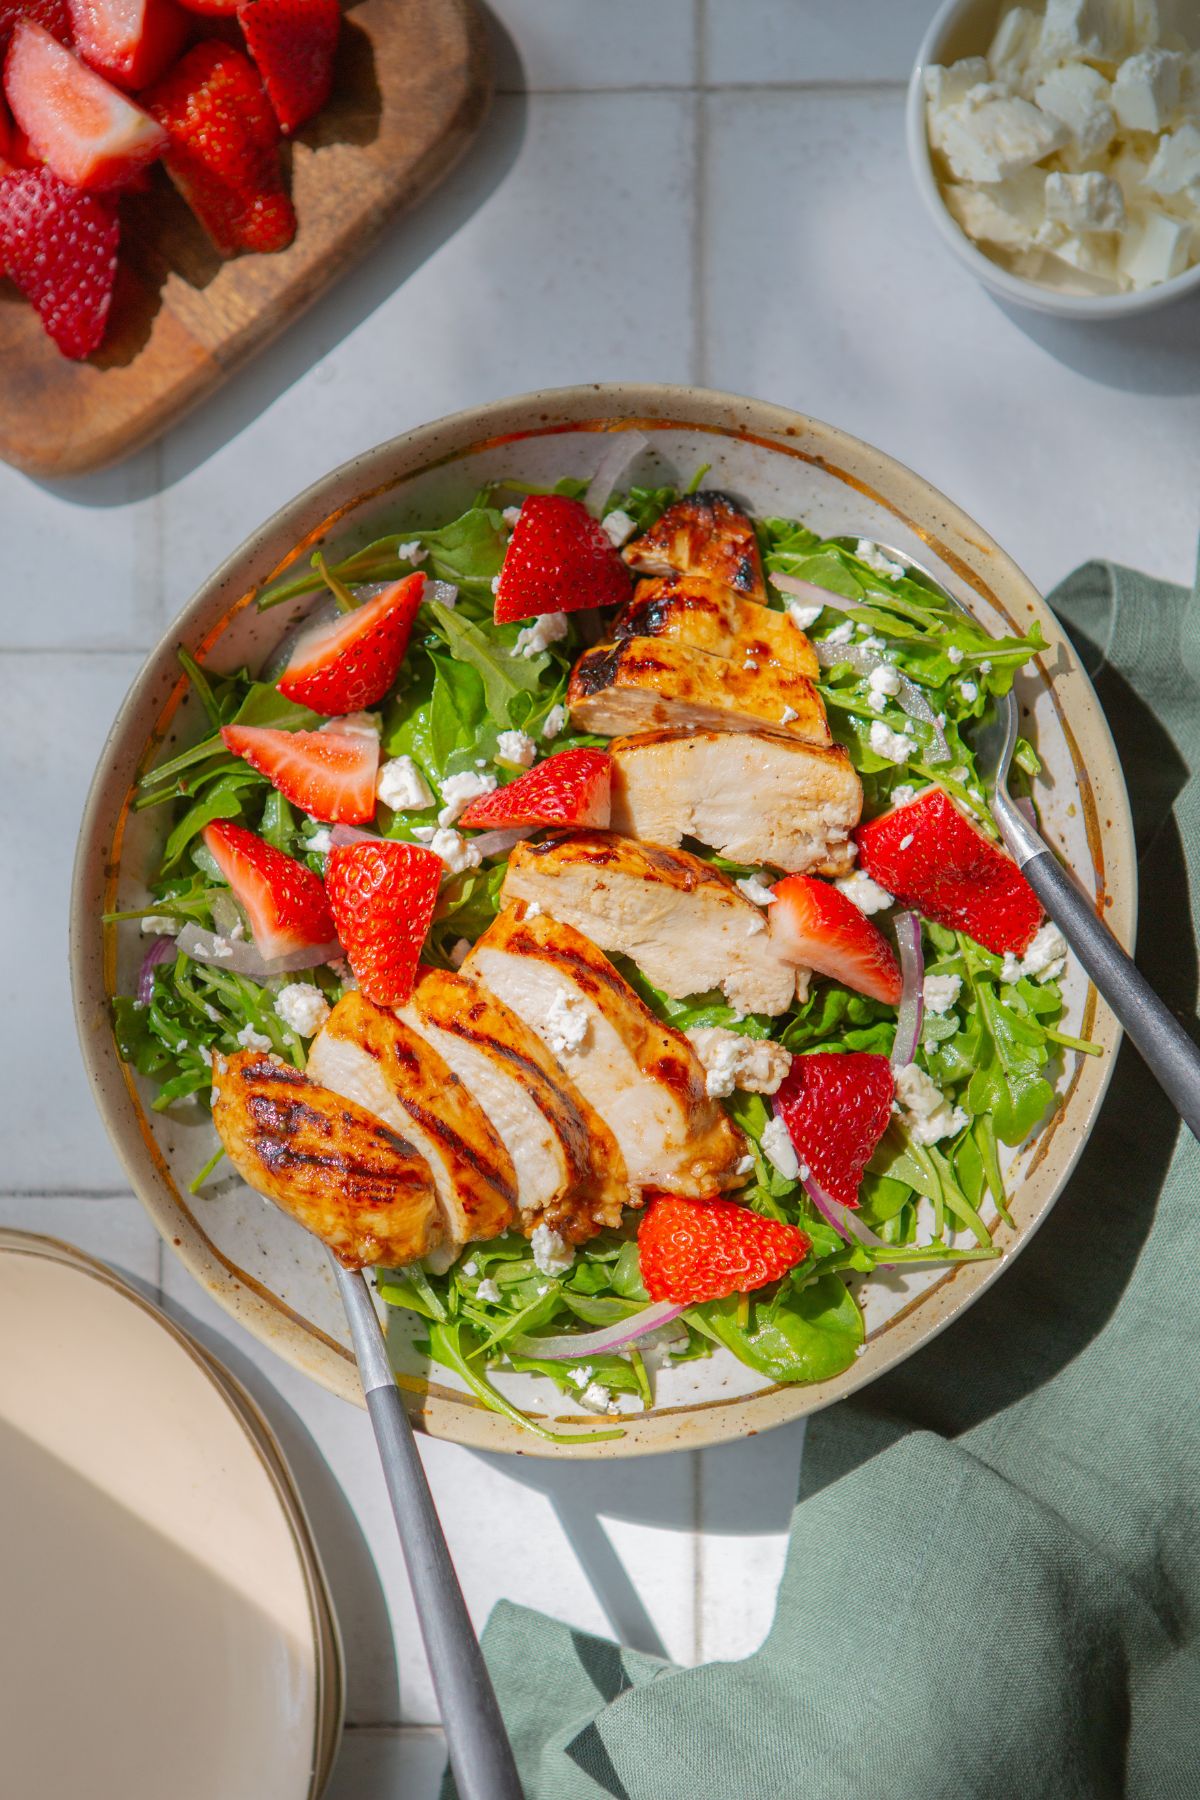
908, 0, 1200, 317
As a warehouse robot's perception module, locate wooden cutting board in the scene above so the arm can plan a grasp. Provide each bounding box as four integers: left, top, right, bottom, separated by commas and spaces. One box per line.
0, 0, 491, 479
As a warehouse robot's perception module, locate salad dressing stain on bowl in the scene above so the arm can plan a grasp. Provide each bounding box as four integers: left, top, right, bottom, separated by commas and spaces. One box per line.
72, 384, 1134, 1456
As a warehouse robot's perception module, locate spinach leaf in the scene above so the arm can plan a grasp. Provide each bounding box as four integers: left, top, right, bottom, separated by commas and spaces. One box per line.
695, 1276, 864, 1384
427, 601, 549, 725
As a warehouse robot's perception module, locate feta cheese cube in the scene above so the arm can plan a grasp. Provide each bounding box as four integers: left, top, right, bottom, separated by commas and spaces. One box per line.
377, 754, 434, 812
1040, 0, 1129, 64
893, 1062, 968, 1146
923, 973, 963, 1014
543, 986, 590, 1056
495, 729, 537, 768
1117, 205, 1191, 285
868, 719, 916, 765
931, 89, 1067, 184
784, 596, 824, 630
924, 56, 990, 111
1033, 63, 1116, 159
1144, 122, 1200, 201
855, 539, 905, 580
600, 508, 638, 548
834, 870, 895, 915
1050, 230, 1120, 279
1111, 48, 1183, 132
760, 1116, 800, 1182
437, 769, 497, 827
531, 1223, 575, 1276
542, 703, 567, 740
236, 1023, 273, 1051
866, 661, 903, 712
514, 612, 569, 657
943, 169, 1049, 252
421, 827, 482, 876
1045, 169, 1127, 229
987, 8, 1045, 91
275, 983, 331, 1038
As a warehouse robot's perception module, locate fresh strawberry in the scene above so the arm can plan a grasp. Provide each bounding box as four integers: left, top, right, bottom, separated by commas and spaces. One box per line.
774, 1052, 894, 1210
324, 839, 442, 1007
5, 20, 166, 189
856, 785, 1042, 956
177, 0, 235, 11
237, 0, 338, 135
0, 2, 72, 47
144, 40, 294, 255
0, 165, 117, 354
277, 573, 425, 715
638, 1195, 810, 1305
768, 873, 902, 1005
494, 495, 631, 624
457, 748, 612, 831
0, 91, 11, 161
221, 722, 379, 824
68, 0, 189, 91
203, 819, 336, 959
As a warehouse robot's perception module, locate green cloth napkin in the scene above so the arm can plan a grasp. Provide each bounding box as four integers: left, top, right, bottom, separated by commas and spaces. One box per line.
445, 556, 1200, 1800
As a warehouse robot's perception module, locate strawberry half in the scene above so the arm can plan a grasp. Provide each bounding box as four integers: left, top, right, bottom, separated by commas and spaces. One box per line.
494, 495, 631, 624
177, 0, 235, 11
277, 573, 425, 715
0, 2, 72, 48
856, 786, 1042, 956
0, 165, 117, 355
203, 819, 336, 959
144, 40, 294, 255
769, 873, 902, 1005
238, 0, 339, 135
5, 19, 167, 189
774, 1052, 894, 1210
638, 1195, 810, 1305
68, 0, 189, 90
221, 722, 379, 824
324, 839, 443, 1007
457, 748, 612, 830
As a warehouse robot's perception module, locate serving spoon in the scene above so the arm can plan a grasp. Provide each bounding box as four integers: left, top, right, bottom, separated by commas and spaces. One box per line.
842, 537, 1200, 1140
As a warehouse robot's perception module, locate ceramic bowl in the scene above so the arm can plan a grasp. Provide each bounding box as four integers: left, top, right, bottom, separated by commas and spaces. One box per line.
72, 382, 1134, 1457
908, 0, 1200, 319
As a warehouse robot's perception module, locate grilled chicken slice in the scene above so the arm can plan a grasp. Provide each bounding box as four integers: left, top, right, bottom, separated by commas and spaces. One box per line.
622, 491, 766, 602
398, 968, 628, 1243
609, 727, 861, 876
464, 907, 747, 1198
568, 638, 831, 743
502, 832, 801, 1016
307, 992, 517, 1249
211, 1050, 442, 1269
614, 576, 818, 677
685, 1027, 793, 1097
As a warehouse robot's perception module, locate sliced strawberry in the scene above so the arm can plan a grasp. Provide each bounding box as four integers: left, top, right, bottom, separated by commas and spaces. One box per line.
457, 749, 612, 831
768, 873, 902, 1005
221, 722, 379, 824
177, 0, 235, 11
5, 19, 166, 188
774, 1052, 894, 1210
857, 786, 1042, 956
277, 573, 425, 715
0, 3, 72, 47
638, 1195, 810, 1305
0, 164, 117, 354
237, 0, 338, 135
494, 495, 631, 624
324, 839, 442, 1007
68, 0, 189, 91
203, 819, 336, 959
144, 40, 294, 255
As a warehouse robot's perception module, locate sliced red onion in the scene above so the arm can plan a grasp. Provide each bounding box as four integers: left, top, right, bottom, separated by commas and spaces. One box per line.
329, 823, 379, 848
137, 936, 175, 1004
427, 579, 459, 610
510, 1299, 685, 1361
891, 910, 924, 1070
771, 573, 858, 614
468, 825, 533, 859
177, 923, 340, 979
583, 429, 649, 518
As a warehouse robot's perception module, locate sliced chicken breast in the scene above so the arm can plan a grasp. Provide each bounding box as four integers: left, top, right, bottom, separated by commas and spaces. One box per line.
464, 907, 747, 1198
609, 727, 862, 876
568, 638, 831, 743
307, 992, 517, 1248
398, 968, 628, 1243
614, 576, 818, 676
211, 1050, 442, 1269
622, 491, 766, 601
502, 832, 800, 1016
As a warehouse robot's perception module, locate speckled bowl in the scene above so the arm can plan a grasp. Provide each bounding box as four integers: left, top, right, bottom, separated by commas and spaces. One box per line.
71, 383, 1135, 1457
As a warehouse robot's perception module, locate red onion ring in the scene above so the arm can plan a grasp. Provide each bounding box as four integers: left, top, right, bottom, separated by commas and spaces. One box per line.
583, 430, 649, 518
468, 826, 533, 859
137, 935, 175, 1004
176, 923, 340, 979
511, 1299, 685, 1361
891, 911, 925, 1070
329, 824, 379, 848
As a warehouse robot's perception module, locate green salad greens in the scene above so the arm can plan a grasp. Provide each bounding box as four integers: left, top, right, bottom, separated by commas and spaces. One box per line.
112, 473, 1096, 1444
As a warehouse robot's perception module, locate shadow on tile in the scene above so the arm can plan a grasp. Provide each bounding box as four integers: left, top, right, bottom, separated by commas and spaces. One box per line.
991, 287, 1200, 398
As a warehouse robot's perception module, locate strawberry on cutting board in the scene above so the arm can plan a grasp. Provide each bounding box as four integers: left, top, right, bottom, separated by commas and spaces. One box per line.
68, 0, 190, 92
638, 1195, 810, 1305
5, 19, 167, 188
0, 164, 117, 354
856, 785, 1042, 957
277, 573, 425, 715
773, 1052, 894, 1210
457, 749, 612, 830
203, 819, 336, 958
221, 722, 380, 824
238, 0, 339, 135
494, 495, 631, 624
324, 839, 443, 1007
769, 873, 902, 1005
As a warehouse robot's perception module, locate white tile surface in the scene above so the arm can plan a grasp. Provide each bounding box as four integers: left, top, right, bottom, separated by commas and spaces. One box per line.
703, 0, 933, 84
487, 0, 696, 91
0, 1192, 161, 1292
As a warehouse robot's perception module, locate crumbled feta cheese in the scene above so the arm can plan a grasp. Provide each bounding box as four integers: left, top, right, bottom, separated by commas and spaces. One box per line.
566, 1365, 593, 1386
523, 900, 542, 919
868, 719, 916, 764
825, 621, 855, 646
450, 938, 471, 968
463, 1259, 478, 1276
780, 705, 799, 724
835, 870, 895, 915
197, 1044, 213, 1067
894, 1062, 968, 1146
979, 660, 993, 675
1117, 207, 1191, 289
687, 1027, 793, 1098
140, 914, 179, 935
397, 539, 427, 564
275, 982, 331, 1038
542, 703, 567, 740
930, 86, 1066, 185
1001, 923, 1069, 984
784, 596, 824, 630
1112, 49, 1183, 134
986, 9, 1041, 89
437, 770, 497, 827
306, 827, 333, 854
855, 539, 905, 580
502, 506, 522, 529
1033, 63, 1115, 161
495, 729, 537, 768
946, 645, 965, 666
859, 635, 886, 652
475, 1279, 501, 1304
424, 829, 482, 876
377, 755, 435, 812
866, 661, 903, 712
891, 784, 917, 807
943, 169, 1052, 252
1045, 171, 1126, 233
329, 710, 382, 738
490, 575, 502, 596
235, 1022, 273, 1051
531, 1223, 575, 1276
923, 973, 963, 1014
736, 1154, 755, 1176
1040, 0, 1127, 64
736, 874, 776, 907
543, 986, 590, 1056
925, 56, 990, 111
761, 1116, 800, 1181
1144, 123, 1200, 201
581, 1381, 614, 1413
206, 936, 234, 960
601, 508, 638, 548
515, 612, 569, 657
960, 680, 979, 703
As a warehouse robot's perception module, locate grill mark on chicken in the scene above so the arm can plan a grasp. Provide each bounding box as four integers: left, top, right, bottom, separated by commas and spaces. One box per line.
389, 1077, 519, 1215
621, 491, 766, 600
613, 576, 819, 677
568, 636, 831, 744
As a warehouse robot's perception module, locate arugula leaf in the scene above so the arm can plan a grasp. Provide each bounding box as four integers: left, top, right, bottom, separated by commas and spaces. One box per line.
419, 507, 508, 595
161, 770, 263, 867
427, 601, 549, 725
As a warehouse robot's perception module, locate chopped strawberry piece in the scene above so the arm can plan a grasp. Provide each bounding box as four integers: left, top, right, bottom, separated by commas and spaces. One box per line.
221, 722, 379, 824
857, 785, 1043, 956
768, 873, 902, 1005
0, 2, 72, 48
277, 573, 425, 715
0, 165, 117, 354
324, 839, 442, 1007
203, 819, 336, 959
457, 749, 612, 831
237, 0, 338, 135
494, 495, 631, 624
68, 0, 190, 92
5, 19, 166, 189
0, 92, 11, 161
774, 1052, 894, 1210
638, 1195, 810, 1305
144, 40, 294, 255
177, 0, 235, 12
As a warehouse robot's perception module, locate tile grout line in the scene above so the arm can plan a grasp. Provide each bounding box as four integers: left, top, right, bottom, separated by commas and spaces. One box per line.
492, 80, 909, 97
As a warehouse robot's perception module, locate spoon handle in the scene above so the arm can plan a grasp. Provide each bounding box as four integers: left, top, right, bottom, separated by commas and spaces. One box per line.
332, 1259, 525, 1800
